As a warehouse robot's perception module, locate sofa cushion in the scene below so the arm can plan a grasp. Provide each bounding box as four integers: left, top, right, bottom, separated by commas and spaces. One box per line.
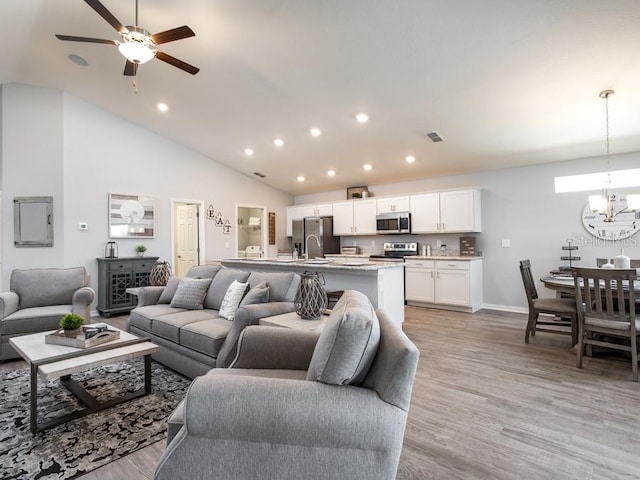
204, 269, 251, 310
158, 276, 181, 304
1, 306, 72, 335
306, 290, 380, 386
207, 368, 307, 381
152, 309, 220, 343
10, 267, 87, 309
186, 265, 221, 279
239, 282, 269, 307
219, 280, 249, 320
170, 278, 212, 310
247, 271, 299, 302
129, 304, 187, 332
180, 318, 233, 357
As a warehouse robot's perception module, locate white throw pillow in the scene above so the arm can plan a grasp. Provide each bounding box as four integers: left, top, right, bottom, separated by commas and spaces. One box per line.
219, 280, 248, 320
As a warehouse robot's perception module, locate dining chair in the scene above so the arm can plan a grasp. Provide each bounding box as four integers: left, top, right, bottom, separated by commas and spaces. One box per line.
519, 260, 577, 344
596, 258, 611, 267
571, 267, 639, 382
631, 259, 640, 268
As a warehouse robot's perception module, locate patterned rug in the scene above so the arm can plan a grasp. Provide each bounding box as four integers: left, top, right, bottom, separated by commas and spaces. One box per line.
0, 360, 191, 480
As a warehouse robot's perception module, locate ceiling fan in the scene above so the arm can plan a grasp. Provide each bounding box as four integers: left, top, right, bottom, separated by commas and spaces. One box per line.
56, 0, 199, 77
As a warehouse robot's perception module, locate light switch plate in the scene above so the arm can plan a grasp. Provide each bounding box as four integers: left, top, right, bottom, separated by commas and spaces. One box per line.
501, 239, 511, 247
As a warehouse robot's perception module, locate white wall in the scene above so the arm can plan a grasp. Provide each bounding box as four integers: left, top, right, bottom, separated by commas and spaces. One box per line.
1, 83, 293, 295
295, 153, 640, 311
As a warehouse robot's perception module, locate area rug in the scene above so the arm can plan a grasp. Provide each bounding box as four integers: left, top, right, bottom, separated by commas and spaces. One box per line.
0, 360, 191, 480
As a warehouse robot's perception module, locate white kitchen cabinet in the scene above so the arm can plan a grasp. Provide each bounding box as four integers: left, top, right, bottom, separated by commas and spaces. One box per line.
409, 193, 440, 233
404, 257, 483, 312
302, 203, 333, 217
376, 196, 410, 214
286, 203, 334, 236
405, 260, 435, 303
332, 200, 377, 235
440, 189, 481, 232
410, 189, 481, 233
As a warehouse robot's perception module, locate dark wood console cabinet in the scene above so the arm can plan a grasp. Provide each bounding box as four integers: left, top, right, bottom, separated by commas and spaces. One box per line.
97, 256, 159, 317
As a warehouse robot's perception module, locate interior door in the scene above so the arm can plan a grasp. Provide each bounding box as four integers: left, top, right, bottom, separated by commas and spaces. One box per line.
176, 204, 199, 277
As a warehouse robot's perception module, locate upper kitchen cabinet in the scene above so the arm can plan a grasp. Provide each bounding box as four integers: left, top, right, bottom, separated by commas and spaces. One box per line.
411, 189, 481, 233
376, 196, 410, 214
333, 200, 377, 235
285, 202, 334, 236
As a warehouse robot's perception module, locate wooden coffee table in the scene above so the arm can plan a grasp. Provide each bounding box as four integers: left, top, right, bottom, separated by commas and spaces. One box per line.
9, 327, 158, 433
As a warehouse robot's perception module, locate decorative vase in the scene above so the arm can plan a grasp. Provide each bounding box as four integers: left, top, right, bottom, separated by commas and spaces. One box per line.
295, 271, 328, 319
63, 328, 80, 338
150, 261, 172, 286
137, 251, 144, 257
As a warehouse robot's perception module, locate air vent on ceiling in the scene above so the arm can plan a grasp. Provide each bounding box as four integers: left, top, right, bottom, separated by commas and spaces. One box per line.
425, 131, 444, 143
253, 172, 266, 178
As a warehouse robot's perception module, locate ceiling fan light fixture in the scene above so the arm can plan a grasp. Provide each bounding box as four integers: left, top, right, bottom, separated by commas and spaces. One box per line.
118, 40, 155, 64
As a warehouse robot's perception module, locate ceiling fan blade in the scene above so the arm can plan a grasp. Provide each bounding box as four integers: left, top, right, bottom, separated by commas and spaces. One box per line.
84, 0, 128, 34
55, 34, 117, 45
151, 25, 195, 45
123, 61, 138, 76
155, 51, 200, 75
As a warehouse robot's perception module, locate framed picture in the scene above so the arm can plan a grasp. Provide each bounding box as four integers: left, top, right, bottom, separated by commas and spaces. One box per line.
109, 193, 155, 238
346, 186, 370, 199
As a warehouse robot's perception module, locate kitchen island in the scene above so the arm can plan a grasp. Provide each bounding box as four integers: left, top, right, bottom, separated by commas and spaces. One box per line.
220, 258, 406, 323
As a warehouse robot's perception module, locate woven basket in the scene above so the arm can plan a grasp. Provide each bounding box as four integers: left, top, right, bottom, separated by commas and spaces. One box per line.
294, 271, 328, 319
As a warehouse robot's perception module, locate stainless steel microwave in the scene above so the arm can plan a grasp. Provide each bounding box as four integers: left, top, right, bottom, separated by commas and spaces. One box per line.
376, 212, 411, 234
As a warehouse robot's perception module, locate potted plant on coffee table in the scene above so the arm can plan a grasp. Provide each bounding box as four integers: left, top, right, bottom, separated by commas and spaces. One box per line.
135, 244, 147, 257
59, 313, 84, 338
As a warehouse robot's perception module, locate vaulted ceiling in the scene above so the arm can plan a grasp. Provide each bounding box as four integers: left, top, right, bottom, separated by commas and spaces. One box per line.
2, 0, 640, 195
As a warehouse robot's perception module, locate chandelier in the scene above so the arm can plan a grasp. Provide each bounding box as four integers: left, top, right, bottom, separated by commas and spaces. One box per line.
588, 90, 640, 221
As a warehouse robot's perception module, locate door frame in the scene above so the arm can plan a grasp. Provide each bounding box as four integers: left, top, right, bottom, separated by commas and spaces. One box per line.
171, 198, 205, 274
235, 203, 267, 257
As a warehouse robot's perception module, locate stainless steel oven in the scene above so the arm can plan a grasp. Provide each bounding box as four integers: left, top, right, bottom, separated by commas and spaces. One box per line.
376, 212, 411, 234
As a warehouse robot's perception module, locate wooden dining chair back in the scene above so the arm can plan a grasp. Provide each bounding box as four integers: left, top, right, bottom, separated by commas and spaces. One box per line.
631, 259, 640, 268
571, 267, 638, 381
519, 260, 576, 344
596, 258, 611, 267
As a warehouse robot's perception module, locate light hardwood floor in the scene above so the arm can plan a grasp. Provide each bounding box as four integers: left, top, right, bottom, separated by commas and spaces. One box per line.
4, 307, 640, 479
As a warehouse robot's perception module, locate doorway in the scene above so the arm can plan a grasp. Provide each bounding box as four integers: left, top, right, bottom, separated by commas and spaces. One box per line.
171, 199, 205, 276
236, 204, 266, 258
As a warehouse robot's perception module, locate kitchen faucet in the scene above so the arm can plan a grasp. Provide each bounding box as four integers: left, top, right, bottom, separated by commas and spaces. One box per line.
304, 234, 321, 261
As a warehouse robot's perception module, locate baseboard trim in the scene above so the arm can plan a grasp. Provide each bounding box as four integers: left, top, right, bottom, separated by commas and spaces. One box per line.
480, 304, 528, 314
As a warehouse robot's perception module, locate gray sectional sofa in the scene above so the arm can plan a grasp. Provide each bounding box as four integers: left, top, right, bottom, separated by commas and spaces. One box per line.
127, 265, 300, 378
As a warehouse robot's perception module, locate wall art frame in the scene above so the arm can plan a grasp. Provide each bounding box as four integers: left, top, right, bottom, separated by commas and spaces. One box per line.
109, 193, 155, 238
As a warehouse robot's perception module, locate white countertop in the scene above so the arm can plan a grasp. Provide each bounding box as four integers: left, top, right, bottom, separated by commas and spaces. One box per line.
221, 258, 403, 271
405, 255, 483, 261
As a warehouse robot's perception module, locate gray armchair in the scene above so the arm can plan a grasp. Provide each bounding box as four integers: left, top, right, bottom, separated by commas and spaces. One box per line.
154, 290, 419, 480
0, 267, 95, 360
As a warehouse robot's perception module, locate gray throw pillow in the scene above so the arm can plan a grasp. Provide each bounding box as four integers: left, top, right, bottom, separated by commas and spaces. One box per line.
239, 282, 270, 307
158, 276, 181, 304
306, 290, 380, 386
170, 278, 212, 310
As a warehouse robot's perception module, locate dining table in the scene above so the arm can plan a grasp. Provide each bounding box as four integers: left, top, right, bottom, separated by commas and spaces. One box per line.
540, 272, 640, 348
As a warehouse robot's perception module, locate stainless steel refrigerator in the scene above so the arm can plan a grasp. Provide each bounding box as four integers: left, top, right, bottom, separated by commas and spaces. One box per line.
292, 216, 340, 258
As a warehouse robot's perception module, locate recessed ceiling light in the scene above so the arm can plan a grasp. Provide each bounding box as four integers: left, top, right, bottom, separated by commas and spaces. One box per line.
244, 148, 254, 156
310, 127, 322, 137
274, 138, 284, 147
363, 164, 372, 171
157, 102, 169, 112
297, 176, 305, 182
405, 155, 416, 164
327, 170, 336, 177
356, 113, 369, 123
